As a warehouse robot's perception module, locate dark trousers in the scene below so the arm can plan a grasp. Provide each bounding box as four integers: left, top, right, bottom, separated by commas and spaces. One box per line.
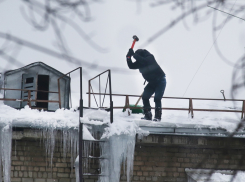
142, 76, 166, 110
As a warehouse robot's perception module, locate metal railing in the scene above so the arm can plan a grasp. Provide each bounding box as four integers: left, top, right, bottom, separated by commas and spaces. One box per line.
57, 67, 83, 182
57, 67, 82, 112
87, 93, 245, 119
88, 69, 113, 123
0, 88, 59, 108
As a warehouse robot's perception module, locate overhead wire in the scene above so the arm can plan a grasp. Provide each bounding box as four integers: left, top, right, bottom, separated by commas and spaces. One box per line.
182, 0, 237, 97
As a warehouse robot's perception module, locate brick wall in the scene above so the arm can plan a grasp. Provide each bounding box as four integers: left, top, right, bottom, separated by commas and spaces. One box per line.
11, 139, 76, 182
10, 129, 100, 182
9, 132, 245, 182
125, 135, 245, 182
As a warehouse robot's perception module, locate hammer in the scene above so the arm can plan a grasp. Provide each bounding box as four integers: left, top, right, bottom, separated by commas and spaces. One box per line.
131, 35, 139, 49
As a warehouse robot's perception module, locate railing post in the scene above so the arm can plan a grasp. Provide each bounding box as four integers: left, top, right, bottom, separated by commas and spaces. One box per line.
79, 122, 83, 182
124, 95, 130, 116
88, 80, 91, 108
99, 75, 101, 108
80, 67, 83, 118
108, 70, 113, 123
242, 100, 245, 119
58, 79, 61, 108
125, 95, 129, 108
68, 73, 72, 109
28, 90, 31, 108
189, 98, 194, 118
79, 67, 83, 182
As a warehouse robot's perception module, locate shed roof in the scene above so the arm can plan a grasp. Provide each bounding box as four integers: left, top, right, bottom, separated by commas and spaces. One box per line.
4, 62, 69, 80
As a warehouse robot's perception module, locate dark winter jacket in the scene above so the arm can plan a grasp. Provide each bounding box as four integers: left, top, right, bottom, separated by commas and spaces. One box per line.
127, 49, 165, 84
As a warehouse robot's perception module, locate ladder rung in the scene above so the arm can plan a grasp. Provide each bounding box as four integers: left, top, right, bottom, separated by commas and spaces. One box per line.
82, 139, 106, 142
81, 156, 108, 159
83, 173, 107, 176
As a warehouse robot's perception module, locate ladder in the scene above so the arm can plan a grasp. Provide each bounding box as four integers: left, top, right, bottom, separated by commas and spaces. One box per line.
79, 124, 109, 182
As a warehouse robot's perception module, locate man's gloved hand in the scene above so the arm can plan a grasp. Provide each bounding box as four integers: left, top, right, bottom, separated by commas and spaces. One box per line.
126, 48, 134, 58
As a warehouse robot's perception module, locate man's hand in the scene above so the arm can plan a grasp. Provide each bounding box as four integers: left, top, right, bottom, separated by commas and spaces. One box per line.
126, 48, 134, 59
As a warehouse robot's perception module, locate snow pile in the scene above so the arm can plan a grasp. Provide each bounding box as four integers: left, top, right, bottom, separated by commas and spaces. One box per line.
115, 103, 243, 133
232, 172, 245, 182
0, 100, 96, 182
101, 111, 148, 138
208, 172, 245, 182
0, 104, 79, 128
0, 95, 244, 182
0, 93, 243, 133
186, 169, 245, 182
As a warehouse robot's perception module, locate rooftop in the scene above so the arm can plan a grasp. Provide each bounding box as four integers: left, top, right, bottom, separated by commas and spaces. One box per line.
1, 92, 244, 138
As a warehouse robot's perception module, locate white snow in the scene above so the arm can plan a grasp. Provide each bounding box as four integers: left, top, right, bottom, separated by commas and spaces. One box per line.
0, 92, 243, 132
1, 93, 245, 182
186, 169, 245, 182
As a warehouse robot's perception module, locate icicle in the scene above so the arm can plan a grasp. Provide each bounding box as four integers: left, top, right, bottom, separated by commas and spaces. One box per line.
109, 134, 135, 182
40, 126, 79, 173
126, 136, 135, 181
98, 140, 109, 182
42, 127, 57, 168
61, 129, 79, 169
83, 141, 93, 174
74, 156, 79, 182
69, 129, 79, 168
1, 124, 12, 182
0, 126, 2, 182
62, 129, 68, 159
97, 134, 135, 182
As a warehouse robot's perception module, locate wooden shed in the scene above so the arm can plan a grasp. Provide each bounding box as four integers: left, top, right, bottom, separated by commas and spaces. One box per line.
3, 62, 70, 111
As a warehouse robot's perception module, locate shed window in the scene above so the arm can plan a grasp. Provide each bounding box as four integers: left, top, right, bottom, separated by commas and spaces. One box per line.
25, 77, 34, 84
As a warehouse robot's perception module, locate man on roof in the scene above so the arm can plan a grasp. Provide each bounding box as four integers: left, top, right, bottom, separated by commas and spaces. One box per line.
126, 48, 166, 121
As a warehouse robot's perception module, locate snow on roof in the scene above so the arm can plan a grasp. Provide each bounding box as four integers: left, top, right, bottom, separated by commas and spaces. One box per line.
0, 92, 244, 137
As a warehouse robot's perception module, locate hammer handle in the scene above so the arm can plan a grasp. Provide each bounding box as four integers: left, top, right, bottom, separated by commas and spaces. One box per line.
127, 38, 137, 59
131, 39, 137, 49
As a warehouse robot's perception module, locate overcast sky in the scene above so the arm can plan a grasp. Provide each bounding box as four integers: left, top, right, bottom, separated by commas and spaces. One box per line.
0, 0, 244, 107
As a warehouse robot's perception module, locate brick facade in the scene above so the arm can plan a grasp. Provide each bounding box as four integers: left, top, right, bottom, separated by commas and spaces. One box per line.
11, 139, 76, 182
128, 135, 245, 182
9, 132, 245, 182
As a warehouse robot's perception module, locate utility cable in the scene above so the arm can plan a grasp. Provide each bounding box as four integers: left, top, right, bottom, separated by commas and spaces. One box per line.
182, 0, 237, 97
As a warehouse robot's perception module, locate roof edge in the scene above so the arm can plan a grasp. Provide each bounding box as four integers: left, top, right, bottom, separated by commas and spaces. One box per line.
4, 62, 70, 80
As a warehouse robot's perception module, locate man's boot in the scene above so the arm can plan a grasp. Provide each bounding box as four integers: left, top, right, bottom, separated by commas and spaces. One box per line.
153, 107, 162, 122
141, 108, 152, 121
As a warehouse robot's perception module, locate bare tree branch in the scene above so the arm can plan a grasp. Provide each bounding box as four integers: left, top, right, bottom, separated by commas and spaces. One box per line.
21, 0, 107, 52
0, 32, 132, 74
